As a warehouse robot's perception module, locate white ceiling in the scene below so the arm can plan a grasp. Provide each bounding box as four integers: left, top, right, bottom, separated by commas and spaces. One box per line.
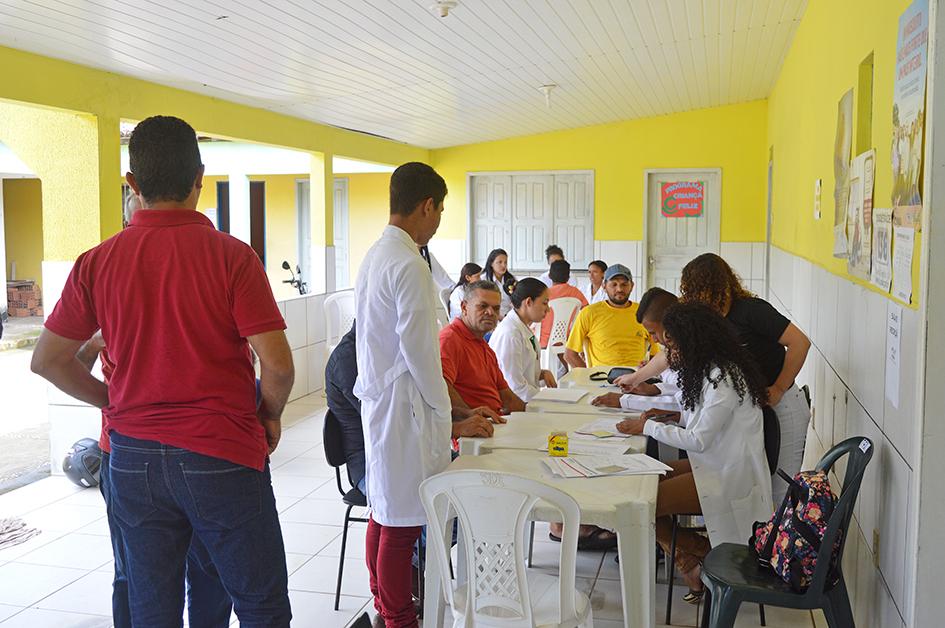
0, 0, 807, 149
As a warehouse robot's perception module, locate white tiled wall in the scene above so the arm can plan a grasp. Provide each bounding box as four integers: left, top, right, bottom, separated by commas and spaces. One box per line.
768, 245, 915, 628
720, 241, 768, 295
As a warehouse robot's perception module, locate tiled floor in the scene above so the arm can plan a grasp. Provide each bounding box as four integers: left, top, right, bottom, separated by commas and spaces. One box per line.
0, 394, 818, 627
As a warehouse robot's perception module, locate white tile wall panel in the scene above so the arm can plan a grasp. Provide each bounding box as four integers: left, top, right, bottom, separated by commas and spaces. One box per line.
306, 293, 329, 346
751, 242, 767, 281
878, 446, 911, 614
885, 307, 919, 467
307, 342, 327, 394
289, 347, 308, 402
720, 242, 752, 281
863, 291, 888, 423
284, 297, 308, 351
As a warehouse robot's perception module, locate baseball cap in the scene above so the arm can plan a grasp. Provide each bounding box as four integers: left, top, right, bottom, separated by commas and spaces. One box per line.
604, 263, 633, 283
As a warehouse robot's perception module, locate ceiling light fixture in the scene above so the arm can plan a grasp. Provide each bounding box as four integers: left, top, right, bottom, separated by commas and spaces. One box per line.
539, 84, 557, 108
431, 1, 457, 18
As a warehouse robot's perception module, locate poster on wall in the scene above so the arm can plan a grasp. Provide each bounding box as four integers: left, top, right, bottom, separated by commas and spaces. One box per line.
871, 207, 893, 292
892, 0, 928, 228
660, 181, 704, 218
833, 89, 854, 257
847, 149, 875, 279
892, 225, 916, 303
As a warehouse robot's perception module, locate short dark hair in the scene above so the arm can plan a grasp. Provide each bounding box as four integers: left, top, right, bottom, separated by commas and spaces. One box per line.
545, 244, 564, 260
589, 260, 608, 273
463, 279, 500, 301
128, 116, 202, 204
390, 162, 447, 216
636, 287, 678, 324
510, 277, 547, 309
548, 259, 571, 284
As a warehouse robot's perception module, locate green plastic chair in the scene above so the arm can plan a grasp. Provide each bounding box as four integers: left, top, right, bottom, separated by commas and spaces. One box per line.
699, 436, 874, 628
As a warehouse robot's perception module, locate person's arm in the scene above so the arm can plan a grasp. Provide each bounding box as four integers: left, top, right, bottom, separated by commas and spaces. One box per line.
452, 415, 495, 438
769, 323, 811, 406
563, 309, 589, 367
75, 332, 105, 371
397, 265, 452, 412
563, 348, 586, 368
247, 330, 295, 454
499, 388, 526, 413
31, 329, 109, 408
613, 352, 668, 389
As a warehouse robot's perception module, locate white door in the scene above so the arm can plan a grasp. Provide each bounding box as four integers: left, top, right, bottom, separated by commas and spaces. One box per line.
333, 178, 350, 289
470, 175, 513, 265
553, 174, 594, 267
645, 169, 721, 292
511, 175, 553, 270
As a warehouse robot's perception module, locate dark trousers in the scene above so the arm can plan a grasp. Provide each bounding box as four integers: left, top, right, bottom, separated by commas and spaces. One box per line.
108, 432, 291, 628
366, 517, 422, 628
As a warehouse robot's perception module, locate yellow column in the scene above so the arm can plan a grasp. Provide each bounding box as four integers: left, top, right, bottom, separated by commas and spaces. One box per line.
309, 152, 333, 293
97, 114, 123, 240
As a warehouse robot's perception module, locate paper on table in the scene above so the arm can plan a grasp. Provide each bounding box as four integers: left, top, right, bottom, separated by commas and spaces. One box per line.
619, 393, 680, 412
574, 417, 637, 438
543, 454, 672, 478
535, 438, 635, 456
530, 388, 588, 403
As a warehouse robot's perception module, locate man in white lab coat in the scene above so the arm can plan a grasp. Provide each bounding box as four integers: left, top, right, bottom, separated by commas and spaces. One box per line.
353, 162, 453, 628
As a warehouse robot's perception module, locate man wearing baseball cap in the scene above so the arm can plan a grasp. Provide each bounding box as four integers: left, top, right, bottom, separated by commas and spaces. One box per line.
564, 263, 657, 368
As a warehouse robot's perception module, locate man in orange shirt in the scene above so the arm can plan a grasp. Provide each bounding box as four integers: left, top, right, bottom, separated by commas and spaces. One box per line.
539, 260, 588, 348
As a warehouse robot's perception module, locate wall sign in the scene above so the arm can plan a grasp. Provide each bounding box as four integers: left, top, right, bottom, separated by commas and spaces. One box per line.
660, 181, 704, 217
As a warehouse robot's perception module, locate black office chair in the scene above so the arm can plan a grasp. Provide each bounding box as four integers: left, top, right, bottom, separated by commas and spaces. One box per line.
665, 405, 780, 626
699, 436, 873, 628
322, 409, 370, 611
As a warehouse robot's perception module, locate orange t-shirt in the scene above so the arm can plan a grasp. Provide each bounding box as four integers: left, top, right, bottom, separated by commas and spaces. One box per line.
540, 283, 588, 348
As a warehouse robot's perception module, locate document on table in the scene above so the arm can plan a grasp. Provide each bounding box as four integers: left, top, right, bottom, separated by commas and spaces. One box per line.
618, 393, 680, 412
534, 437, 636, 456
530, 388, 588, 403
574, 417, 638, 439
543, 454, 673, 478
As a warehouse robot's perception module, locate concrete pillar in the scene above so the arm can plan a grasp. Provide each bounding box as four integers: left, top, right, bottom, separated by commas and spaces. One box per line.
309, 152, 333, 294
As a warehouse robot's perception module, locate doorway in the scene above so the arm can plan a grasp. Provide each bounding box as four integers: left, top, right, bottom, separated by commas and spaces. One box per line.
643, 169, 722, 291
215, 180, 266, 264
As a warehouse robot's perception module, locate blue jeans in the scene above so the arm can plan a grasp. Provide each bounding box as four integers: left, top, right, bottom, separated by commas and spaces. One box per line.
101, 453, 233, 628
108, 432, 291, 628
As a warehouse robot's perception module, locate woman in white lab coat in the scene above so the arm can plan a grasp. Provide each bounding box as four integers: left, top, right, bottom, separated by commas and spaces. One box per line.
448, 262, 482, 320
488, 278, 556, 401
614, 302, 773, 603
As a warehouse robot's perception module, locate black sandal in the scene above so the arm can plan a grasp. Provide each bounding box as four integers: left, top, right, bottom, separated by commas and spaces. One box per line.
549, 528, 618, 551
683, 589, 704, 604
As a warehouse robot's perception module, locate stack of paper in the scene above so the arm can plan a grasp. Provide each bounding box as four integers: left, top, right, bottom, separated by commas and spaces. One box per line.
574, 417, 638, 439
535, 438, 635, 456
530, 388, 588, 403
618, 393, 680, 412
543, 454, 673, 478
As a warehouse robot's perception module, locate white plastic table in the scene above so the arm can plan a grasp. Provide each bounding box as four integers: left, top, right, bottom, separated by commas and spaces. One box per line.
422, 449, 658, 628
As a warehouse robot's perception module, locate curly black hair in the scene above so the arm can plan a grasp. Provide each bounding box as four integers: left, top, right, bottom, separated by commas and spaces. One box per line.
679, 253, 753, 315
662, 302, 768, 411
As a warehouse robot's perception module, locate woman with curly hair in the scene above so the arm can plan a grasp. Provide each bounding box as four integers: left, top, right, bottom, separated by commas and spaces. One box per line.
610, 302, 773, 602
483, 248, 516, 318
613, 253, 811, 502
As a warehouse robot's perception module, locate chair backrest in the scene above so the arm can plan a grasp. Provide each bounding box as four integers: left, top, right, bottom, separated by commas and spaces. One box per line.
325, 292, 356, 353
762, 406, 781, 475
322, 410, 349, 496
440, 287, 453, 317
420, 470, 582, 628
546, 297, 582, 347
804, 436, 874, 596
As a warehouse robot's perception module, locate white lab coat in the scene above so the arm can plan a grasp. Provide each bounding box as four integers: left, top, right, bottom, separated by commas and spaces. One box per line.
583, 283, 607, 304
489, 311, 542, 402
428, 250, 454, 291
448, 285, 464, 321
643, 368, 772, 546
488, 276, 514, 318
354, 225, 453, 527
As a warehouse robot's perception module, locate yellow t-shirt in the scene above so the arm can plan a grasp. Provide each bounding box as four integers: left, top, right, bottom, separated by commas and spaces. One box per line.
565, 300, 657, 367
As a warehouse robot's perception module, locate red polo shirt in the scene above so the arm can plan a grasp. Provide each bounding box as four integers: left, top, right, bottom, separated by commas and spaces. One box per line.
439, 317, 508, 413
45, 209, 285, 470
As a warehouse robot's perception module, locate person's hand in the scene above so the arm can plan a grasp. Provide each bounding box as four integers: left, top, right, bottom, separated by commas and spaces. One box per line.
591, 392, 622, 408
260, 418, 281, 454
616, 417, 646, 435
766, 385, 785, 407
614, 372, 642, 390
469, 406, 507, 424
641, 409, 680, 423
629, 382, 661, 396
540, 370, 557, 388
88, 330, 106, 354
452, 414, 495, 438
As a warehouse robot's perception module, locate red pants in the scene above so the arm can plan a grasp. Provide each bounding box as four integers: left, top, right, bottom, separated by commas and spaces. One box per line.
366, 517, 421, 628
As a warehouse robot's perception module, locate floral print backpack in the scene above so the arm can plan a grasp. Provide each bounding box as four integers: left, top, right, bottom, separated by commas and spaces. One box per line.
750, 469, 841, 591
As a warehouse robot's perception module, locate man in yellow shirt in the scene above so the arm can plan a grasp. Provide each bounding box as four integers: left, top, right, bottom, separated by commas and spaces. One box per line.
564, 264, 656, 368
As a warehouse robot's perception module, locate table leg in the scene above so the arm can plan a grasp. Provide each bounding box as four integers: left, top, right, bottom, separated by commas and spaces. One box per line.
423, 541, 446, 628
615, 500, 657, 628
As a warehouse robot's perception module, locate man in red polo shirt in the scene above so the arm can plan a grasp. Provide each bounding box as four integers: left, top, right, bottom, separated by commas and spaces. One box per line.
440, 280, 527, 416
31, 116, 294, 627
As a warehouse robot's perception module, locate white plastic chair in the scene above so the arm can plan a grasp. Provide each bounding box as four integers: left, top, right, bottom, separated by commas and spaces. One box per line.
437, 287, 453, 329
542, 297, 581, 371
420, 469, 592, 628
324, 291, 356, 356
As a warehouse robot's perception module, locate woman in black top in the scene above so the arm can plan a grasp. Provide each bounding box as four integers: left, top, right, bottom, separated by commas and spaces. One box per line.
678, 253, 812, 501
483, 248, 516, 318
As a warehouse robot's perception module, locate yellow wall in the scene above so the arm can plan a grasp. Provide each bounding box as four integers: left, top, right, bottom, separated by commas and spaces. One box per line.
0, 44, 428, 266
196, 174, 306, 300
3, 178, 44, 285
343, 173, 391, 281
431, 100, 768, 242
767, 0, 919, 307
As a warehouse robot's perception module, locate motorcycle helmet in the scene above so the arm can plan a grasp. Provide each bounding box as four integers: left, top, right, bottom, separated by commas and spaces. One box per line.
62, 438, 102, 488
